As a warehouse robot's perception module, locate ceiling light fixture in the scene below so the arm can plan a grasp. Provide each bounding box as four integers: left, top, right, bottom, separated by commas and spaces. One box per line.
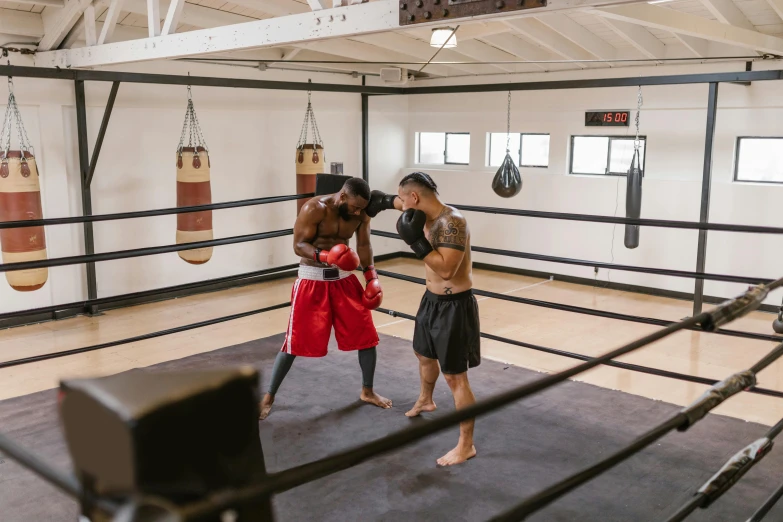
430, 27, 458, 48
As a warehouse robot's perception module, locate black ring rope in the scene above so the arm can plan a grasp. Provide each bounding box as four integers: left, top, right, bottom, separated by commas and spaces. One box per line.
186, 310, 719, 513
0, 193, 314, 230
490, 342, 783, 521
452, 203, 783, 235
375, 269, 783, 343
375, 307, 783, 398
748, 472, 783, 522
372, 230, 770, 285
0, 263, 299, 322
664, 417, 783, 522
0, 229, 293, 272
0, 301, 291, 369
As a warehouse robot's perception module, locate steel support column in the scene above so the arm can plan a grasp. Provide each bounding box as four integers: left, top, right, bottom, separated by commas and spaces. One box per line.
74, 80, 98, 311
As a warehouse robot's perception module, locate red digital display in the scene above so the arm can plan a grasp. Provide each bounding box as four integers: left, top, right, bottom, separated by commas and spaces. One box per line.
585, 111, 631, 127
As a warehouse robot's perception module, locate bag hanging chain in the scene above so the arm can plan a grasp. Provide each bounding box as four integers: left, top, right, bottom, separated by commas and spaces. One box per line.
634, 85, 643, 153
297, 80, 323, 150
1, 76, 34, 162
177, 84, 209, 157
506, 90, 512, 154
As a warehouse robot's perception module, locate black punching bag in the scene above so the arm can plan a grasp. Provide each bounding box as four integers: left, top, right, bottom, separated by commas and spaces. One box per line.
492, 152, 522, 198
624, 149, 643, 249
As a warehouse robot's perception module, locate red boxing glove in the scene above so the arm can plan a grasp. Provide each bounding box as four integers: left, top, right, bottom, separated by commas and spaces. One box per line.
316, 244, 360, 272
362, 266, 383, 310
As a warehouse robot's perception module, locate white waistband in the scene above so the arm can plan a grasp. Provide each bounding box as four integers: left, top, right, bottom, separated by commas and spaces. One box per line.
298, 264, 354, 281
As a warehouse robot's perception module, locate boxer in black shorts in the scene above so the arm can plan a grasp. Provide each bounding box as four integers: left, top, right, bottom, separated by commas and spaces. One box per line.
364, 171, 480, 466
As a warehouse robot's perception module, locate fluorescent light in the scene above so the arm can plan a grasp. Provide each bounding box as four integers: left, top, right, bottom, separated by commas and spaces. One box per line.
430, 28, 458, 49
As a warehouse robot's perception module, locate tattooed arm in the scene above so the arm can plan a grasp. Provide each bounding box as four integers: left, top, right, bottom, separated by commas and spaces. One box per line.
425, 209, 467, 280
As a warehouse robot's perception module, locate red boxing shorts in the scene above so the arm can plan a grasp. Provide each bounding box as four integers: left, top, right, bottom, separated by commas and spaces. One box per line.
281, 265, 379, 357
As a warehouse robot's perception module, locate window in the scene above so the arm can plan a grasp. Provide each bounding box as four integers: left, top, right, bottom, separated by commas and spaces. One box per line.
570, 135, 646, 176
487, 133, 550, 168
416, 132, 470, 165
735, 137, 783, 183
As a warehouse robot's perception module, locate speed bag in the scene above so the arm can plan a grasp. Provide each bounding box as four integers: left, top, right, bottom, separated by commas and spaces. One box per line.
492, 152, 522, 198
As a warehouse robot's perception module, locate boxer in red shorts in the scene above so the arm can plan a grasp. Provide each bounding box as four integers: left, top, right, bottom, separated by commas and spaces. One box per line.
259, 177, 392, 420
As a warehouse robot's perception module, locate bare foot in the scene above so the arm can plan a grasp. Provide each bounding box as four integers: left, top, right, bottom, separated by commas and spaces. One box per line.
436, 445, 476, 467
259, 393, 274, 420
360, 388, 393, 409
405, 399, 437, 417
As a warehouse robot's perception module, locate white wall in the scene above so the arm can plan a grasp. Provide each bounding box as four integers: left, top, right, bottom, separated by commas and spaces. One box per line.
0, 59, 408, 313
384, 61, 783, 305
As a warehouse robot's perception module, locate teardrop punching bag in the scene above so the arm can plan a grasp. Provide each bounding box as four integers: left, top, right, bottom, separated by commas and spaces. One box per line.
624, 149, 643, 249
175, 87, 213, 265
0, 151, 48, 291
492, 152, 522, 198
295, 86, 325, 214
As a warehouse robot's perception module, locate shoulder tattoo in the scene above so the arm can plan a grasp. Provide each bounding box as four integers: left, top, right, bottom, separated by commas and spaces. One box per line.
429, 212, 467, 251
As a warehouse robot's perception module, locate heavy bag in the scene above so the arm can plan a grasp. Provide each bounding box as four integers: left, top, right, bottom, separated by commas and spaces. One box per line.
295, 144, 325, 213
0, 151, 48, 291
59, 367, 271, 521
176, 147, 213, 265
624, 149, 643, 249
492, 152, 522, 198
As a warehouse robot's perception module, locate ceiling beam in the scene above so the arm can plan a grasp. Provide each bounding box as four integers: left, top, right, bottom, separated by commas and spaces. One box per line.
0, 8, 43, 39
97, 0, 125, 45
503, 18, 593, 68
765, 0, 783, 24
352, 32, 498, 74
699, 0, 755, 30
594, 3, 783, 54
122, 0, 258, 28
84, 4, 97, 46
598, 17, 664, 60
161, 0, 186, 36
454, 38, 526, 73
481, 32, 573, 71
675, 34, 708, 57
536, 13, 616, 59
38, 0, 93, 50
214, 0, 308, 17
147, 0, 161, 37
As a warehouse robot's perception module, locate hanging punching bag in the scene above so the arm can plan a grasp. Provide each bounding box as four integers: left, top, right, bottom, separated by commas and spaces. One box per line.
492, 152, 522, 198
624, 149, 643, 249
0, 151, 48, 291
175, 87, 213, 265
176, 147, 213, 265
295, 84, 325, 214
295, 144, 324, 213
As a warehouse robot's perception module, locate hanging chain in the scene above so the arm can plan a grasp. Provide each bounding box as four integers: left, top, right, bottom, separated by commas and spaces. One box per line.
296, 80, 323, 149
176, 84, 208, 154
1, 77, 34, 159
506, 90, 511, 153
634, 85, 643, 152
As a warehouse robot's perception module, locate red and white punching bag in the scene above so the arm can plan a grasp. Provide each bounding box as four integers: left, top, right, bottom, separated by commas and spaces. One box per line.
295, 85, 325, 214
0, 85, 48, 291
175, 87, 213, 265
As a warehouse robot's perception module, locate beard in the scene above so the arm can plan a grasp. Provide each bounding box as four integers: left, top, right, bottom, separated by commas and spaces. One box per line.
338, 203, 352, 221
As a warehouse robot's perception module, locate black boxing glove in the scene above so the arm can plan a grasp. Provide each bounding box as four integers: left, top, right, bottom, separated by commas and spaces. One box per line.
365, 190, 399, 218
396, 209, 433, 260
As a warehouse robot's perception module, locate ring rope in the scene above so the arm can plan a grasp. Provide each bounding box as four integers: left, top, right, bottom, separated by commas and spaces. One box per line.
0, 301, 292, 369
0, 229, 293, 273
664, 417, 783, 521
372, 230, 772, 285
376, 269, 783, 344
0, 193, 314, 230
489, 341, 783, 520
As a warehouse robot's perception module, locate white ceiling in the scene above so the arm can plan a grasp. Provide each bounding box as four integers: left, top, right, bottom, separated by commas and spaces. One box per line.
1, 0, 781, 78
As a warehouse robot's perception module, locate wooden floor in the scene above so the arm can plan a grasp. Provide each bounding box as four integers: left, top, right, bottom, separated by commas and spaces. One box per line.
1, 258, 782, 426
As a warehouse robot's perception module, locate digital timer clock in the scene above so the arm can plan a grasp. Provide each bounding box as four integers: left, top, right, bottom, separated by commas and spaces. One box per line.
585, 111, 631, 127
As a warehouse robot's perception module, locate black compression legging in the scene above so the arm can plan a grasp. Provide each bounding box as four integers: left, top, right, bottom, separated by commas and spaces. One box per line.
267, 347, 377, 395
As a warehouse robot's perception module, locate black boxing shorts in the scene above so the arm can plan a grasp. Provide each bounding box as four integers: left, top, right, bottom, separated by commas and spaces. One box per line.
412, 289, 481, 375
